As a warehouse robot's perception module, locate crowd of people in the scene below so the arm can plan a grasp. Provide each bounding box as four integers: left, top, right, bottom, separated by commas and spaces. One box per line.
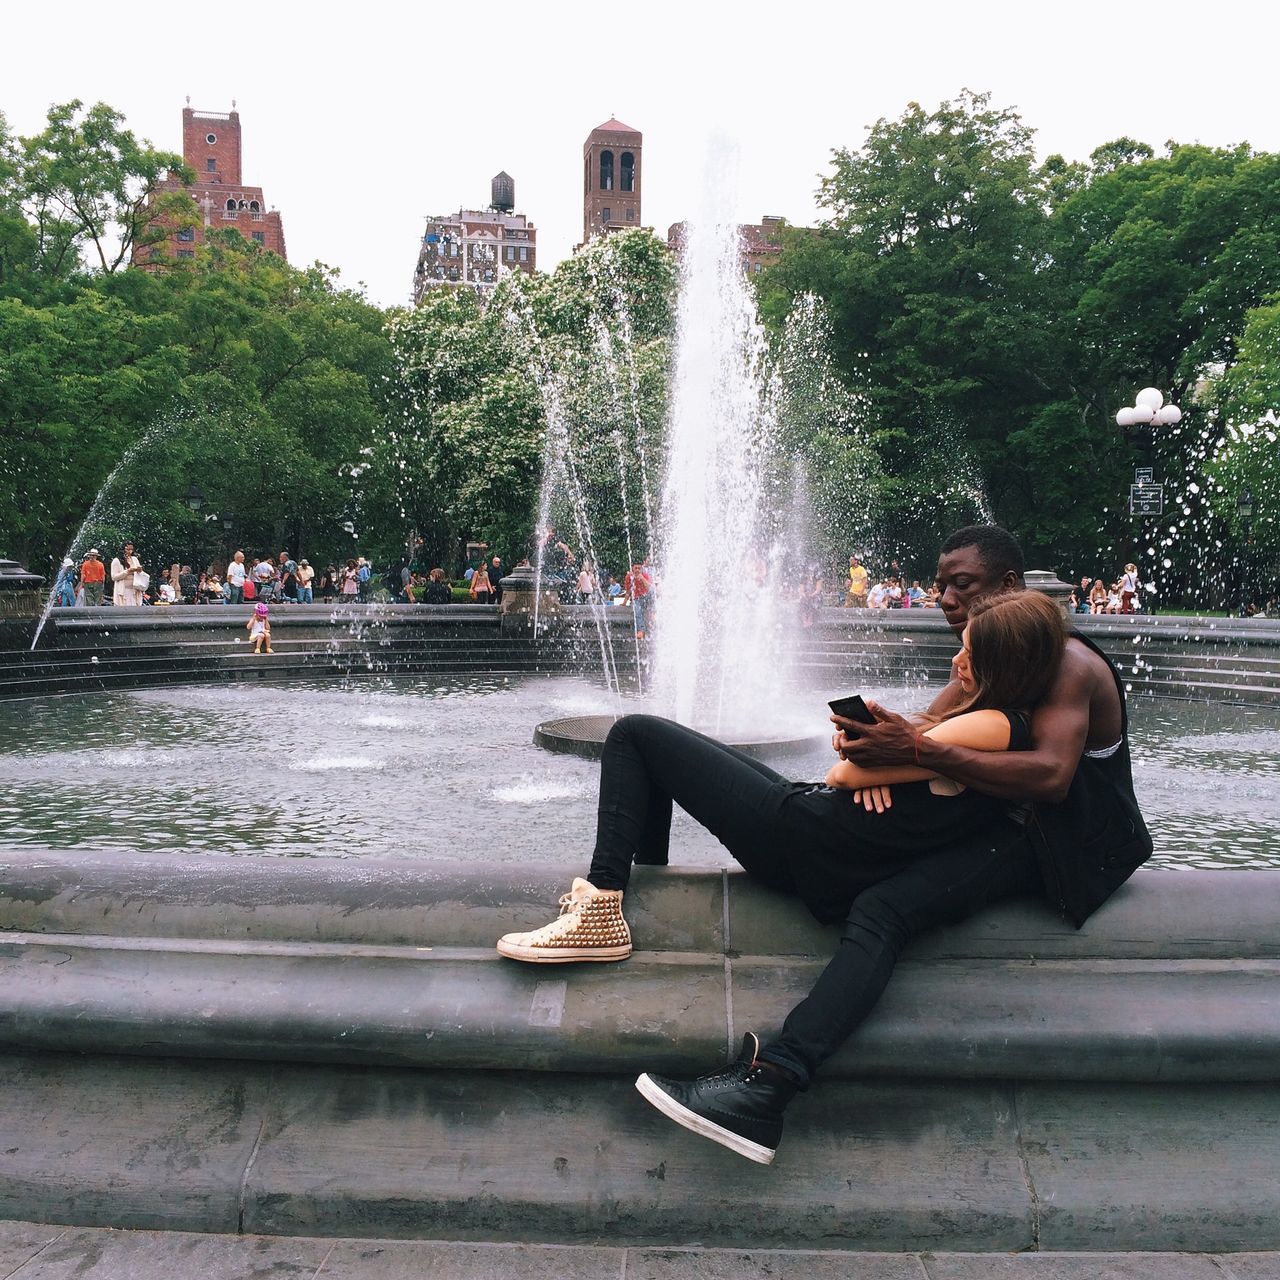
73, 538, 1273, 627
841, 555, 940, 610
49, 533, 657, 621
51, 545, 460, 608
1068, 564, 1142, 615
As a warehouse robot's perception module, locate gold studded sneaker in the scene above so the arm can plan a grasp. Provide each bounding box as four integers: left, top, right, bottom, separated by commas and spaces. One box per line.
496, 877, 632, 963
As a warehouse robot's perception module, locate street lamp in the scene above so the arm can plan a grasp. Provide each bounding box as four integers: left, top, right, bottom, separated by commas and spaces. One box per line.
183, 484, 206, 512
1115, 388, 1182, 463
1116, 387, 1181, 516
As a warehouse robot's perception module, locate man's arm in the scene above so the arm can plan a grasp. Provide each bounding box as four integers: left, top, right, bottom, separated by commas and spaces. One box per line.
834, 650, 1095, 804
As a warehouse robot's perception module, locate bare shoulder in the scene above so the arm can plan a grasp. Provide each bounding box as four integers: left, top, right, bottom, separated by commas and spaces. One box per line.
1064, 629, 1116, 691
1059, 634, 1123, 744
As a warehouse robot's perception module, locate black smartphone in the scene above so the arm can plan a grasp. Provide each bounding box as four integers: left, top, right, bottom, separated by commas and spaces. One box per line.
828, 694, 877, 726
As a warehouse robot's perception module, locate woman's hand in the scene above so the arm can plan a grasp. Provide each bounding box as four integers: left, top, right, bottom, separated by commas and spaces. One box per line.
851, 785, 893, 813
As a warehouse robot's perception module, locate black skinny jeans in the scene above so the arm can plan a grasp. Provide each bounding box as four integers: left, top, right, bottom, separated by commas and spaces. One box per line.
587, 715, 1039, 1088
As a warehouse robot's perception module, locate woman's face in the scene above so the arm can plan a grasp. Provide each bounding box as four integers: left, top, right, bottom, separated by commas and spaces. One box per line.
953, 626, 976, 693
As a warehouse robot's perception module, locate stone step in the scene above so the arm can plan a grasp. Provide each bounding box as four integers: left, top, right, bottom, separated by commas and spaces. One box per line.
2, 1049, 1278, 1252
4, 854, 1278, 960
2, 930, 1277, 1083
5, 1221, 1273, 1279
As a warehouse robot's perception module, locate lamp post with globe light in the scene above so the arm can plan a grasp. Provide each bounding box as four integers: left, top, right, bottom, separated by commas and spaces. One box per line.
1115, 388, 1181, 609
1115, 387, 1182, 486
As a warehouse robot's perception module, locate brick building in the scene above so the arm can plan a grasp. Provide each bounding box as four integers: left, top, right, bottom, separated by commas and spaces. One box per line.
666, 215, 784, 276
582, 119, 642, 244
412, 172, 537, 303
137, 103, 286, 264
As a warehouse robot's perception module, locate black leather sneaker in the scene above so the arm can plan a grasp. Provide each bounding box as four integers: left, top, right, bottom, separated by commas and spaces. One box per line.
635, 1032, 797, 1165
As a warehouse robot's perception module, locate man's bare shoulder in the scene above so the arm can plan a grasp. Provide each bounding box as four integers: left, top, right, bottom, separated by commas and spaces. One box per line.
1044, 636, 1111, 703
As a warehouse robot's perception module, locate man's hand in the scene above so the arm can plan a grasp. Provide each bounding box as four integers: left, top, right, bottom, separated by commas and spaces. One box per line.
830, 700, 919, 768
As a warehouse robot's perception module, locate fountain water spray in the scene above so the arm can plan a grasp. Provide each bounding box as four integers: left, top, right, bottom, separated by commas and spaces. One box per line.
650, 140, 795, 732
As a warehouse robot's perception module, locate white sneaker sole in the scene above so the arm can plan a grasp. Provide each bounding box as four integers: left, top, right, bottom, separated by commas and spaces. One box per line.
634, 1072, 776, 1165
496, 939, 631, 963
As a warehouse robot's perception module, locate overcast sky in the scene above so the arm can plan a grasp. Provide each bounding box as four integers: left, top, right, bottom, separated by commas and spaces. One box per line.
7, 0, 1278, 310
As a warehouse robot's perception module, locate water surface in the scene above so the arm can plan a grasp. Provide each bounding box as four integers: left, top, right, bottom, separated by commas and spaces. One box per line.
0, 675, 1276, 870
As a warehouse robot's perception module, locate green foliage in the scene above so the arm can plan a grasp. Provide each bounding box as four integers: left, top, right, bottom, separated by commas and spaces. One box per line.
1201, 298, 1280, 588
378, 229, 677, 575
0, 218, 395, 577
18, 99, 194, 278
758, 91, 1280, 600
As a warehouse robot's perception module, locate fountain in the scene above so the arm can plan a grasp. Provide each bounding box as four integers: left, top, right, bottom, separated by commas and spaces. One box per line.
531, 143, 816, 758
2, 145, 1280, 1265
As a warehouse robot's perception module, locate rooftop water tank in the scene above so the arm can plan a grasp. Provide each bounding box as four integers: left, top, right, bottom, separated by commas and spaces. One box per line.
491, 171, 515, 213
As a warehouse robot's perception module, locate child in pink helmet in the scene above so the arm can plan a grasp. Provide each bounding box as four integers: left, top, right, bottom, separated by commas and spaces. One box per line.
247, 601, 273, 654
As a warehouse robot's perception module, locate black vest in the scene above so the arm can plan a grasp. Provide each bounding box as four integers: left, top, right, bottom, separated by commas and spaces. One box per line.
1028, 630, 1153, 927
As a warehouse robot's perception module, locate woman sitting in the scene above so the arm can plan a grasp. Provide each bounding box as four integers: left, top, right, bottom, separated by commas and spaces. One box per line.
496, 590, 1068, 1163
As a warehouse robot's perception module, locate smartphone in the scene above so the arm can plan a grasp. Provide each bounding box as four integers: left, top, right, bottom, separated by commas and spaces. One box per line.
828, 694, 877, 726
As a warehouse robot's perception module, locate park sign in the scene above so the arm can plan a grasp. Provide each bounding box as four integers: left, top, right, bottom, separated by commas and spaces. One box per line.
1130, 483, 1164, 516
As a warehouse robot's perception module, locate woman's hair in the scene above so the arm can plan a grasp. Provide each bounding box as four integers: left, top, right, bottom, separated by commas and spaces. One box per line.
947, 590, 1068, 719
429, 568, 445, 582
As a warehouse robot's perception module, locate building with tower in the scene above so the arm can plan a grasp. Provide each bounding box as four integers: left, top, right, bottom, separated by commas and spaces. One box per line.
667, 215, 785, 276
136, 103, 287, 264
582, 119, 642, 244
412, 172, 537, 304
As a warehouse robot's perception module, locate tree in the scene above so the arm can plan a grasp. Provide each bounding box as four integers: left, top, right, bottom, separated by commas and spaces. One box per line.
758, 91, 1054, 566
19, 100, 194, 277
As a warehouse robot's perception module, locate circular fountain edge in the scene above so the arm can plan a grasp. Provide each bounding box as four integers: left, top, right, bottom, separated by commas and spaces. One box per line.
533, 713, 823, 761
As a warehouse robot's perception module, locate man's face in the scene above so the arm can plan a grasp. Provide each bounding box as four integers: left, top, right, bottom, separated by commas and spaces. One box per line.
934, 546, 1015, 635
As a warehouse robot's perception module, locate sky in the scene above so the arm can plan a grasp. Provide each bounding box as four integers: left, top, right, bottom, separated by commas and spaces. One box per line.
6, 0, 1279, 310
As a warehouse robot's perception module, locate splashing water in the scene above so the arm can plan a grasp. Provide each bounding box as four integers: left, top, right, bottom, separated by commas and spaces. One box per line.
650, 140, 795, 732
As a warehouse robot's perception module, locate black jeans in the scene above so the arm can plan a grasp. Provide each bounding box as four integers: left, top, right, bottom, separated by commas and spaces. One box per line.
587, 715, 1040, 1088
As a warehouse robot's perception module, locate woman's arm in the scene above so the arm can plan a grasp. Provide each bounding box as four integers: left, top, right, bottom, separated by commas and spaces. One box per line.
825, 709, 1013, 789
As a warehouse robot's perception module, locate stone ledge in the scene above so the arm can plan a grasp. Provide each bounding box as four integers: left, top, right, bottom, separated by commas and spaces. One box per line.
4, 1222, 1273, 1279
3, 1051, 1279, 1252
4, 853, 1279, 960
2, 932, 1277, 1083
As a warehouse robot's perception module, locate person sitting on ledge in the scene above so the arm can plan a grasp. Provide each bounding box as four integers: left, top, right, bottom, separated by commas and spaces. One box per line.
496, 525, 1152, 1166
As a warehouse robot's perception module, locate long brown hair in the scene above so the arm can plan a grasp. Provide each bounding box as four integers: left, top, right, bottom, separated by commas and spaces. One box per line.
945, 590, 1068, 720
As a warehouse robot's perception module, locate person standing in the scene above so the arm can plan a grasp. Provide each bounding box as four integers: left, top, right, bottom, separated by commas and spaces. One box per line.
576, 561, 598, 603
79, 549, 106, 607
296, 559, 314, 604
624, 560, 654, 638
226, 552, 247, 605
356, 558, 372, 602
797, 564, 823, 630
253, 555, 277, 602
424, 568, 452, 604
53, 558, 77, 607
469, 562, 494, 604
1120, 563, 1139, 614
110, 543, 145, 606
490, 555, 505, 606
845, 555, 869, 608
